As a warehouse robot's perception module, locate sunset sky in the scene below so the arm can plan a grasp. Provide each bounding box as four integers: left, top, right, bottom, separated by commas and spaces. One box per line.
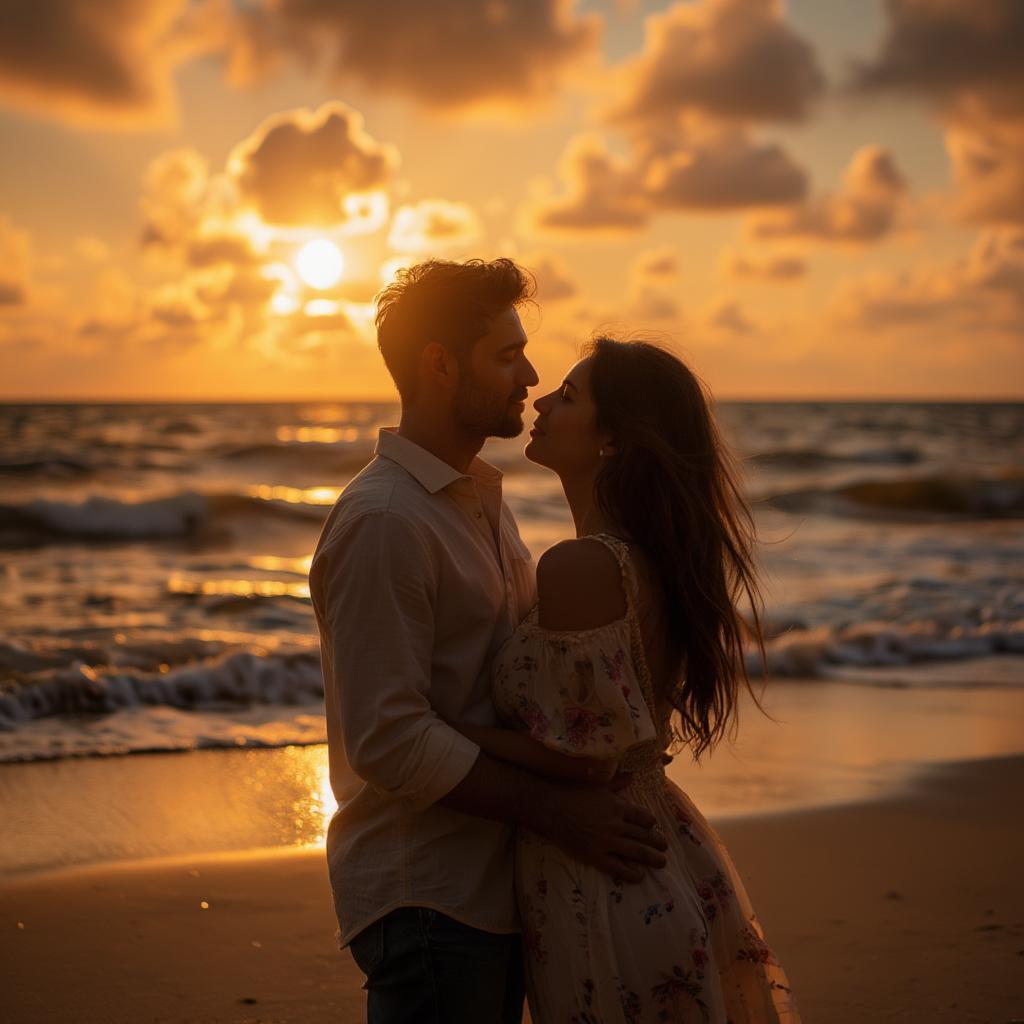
1, 0, 1022, 400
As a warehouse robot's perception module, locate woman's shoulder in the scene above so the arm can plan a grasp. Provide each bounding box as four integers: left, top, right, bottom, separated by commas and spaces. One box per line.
536, 537, 627, 632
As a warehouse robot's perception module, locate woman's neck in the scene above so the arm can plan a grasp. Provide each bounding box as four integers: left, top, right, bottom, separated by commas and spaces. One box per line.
560, 471, 619, 539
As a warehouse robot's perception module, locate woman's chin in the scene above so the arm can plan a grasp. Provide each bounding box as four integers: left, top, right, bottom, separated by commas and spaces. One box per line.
523, 439, 547, 466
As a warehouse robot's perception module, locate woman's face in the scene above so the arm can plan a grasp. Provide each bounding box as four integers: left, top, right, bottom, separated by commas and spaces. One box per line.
525, 356, 612, 475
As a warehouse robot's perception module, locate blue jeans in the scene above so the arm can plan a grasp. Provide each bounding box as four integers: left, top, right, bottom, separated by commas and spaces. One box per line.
349, 906, 525, 1024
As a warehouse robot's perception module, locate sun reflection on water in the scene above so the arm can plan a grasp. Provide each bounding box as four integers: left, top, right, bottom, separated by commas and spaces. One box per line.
248, 483, 342, 504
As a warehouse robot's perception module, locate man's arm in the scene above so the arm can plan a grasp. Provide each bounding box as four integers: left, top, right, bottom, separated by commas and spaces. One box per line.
450, 721, 619, 784
313, 510, 666, 879
439, 754, 666, 884
313, 510, 479, 811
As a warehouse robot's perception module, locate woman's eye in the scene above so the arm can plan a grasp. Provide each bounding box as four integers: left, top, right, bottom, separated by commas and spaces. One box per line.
559, 385, 571, 401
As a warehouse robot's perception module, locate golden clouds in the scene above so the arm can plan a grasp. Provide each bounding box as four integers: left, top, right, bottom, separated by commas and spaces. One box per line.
387, 200, 482, 254
524, 0, 817, 235
0, 217, 31, 306
749, 146, 909, 244
831, 227, 1024, 333
643, 127, 808, 211
610, 0, 824, 124
719, 249, 806, 283
0, 0, 601, 128
225, 0, 601, 111
526, 127, 808, 235
946, 124, 1024, 227
0, 0, 201, 127
528, 135, 648, 233
228, 104, 397, 227
854, 0, 1024, 224
522, 251, 580, 303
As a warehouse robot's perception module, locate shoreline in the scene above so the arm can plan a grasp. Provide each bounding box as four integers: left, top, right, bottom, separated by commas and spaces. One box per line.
3, 753, 1023, 1023
5, 679, 1024, 881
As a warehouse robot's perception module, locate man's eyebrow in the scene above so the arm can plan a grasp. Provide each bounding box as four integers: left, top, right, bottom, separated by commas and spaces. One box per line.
499, 340, 527, 352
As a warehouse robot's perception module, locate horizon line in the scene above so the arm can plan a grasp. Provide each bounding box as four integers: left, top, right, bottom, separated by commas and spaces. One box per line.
1, 394, 1022, 405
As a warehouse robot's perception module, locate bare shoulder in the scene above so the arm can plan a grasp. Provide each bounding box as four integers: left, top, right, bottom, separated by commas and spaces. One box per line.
536, 538, 627, 631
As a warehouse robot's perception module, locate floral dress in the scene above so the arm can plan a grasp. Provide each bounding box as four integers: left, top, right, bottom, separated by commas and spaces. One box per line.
492, 533, 799, 1023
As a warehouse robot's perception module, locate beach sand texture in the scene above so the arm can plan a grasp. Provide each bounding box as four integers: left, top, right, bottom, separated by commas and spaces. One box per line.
3, 754, 1022, 1024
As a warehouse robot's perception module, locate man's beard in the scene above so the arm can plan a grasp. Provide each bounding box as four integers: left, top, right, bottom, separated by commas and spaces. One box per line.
453, 374, 523, 439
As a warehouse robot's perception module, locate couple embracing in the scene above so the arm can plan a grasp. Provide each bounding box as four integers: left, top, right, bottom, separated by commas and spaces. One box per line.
309, 258, 799, 1023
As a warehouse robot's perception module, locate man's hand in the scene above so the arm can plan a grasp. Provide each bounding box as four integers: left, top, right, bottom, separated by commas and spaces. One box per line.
537, 782, 668, 883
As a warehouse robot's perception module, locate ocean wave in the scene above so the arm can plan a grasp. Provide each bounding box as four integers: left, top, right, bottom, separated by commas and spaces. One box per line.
0, 648, 324, 741
767, 474, 1024, 518
758, 619, 1024, 679
0, 490, 328, 547
750, 447, 921, 468
213, 440, 372, 474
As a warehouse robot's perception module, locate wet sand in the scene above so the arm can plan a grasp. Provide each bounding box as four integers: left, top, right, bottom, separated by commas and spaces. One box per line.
3, 754, 1022, 1023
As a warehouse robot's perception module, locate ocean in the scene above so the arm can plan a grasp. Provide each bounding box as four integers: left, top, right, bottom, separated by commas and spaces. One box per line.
1, 400, 1022, 874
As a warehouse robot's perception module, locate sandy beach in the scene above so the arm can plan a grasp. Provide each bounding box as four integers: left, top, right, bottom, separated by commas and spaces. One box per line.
3, 753, 1022, 1024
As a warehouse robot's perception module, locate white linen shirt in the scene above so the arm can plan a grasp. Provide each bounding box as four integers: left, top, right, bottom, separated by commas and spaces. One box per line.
309, 427, 537, 948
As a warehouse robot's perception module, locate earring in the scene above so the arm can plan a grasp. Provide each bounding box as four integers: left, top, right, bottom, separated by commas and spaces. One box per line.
599, 448, 605, 457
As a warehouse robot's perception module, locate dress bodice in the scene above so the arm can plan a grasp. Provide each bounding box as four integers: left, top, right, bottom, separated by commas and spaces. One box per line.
492, 533, 672, 774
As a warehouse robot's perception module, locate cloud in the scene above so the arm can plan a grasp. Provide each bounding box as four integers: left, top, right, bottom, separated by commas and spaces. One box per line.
140, 147, 214, 248
852, 0, 1024, 224
852, 0, 1024, 118
628, 287, 682, 322
622, 247, 682, 321
830, 227, 1024, 332
387, 199, 482, 254
749, 145, 909, 244
703, 295, 755, 335
610, 0, 824, 125
526, 134, 649, 234
228, 103, 398, 227
633, 246, 679, 278
720, 248, 807, 281
0, 216, 31, 306
76, 268, 143, 341
642, 127, 808, 211
945, 123, 1024, 226
224, 0, 601, 112
526, 127, 807, 235
0, 0, 217, 128
522, 251, 580, 302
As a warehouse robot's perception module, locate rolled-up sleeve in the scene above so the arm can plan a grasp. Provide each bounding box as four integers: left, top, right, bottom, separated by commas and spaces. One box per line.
313, 510, 480, 812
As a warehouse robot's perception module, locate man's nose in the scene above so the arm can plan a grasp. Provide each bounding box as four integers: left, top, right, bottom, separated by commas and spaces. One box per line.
522, 358, 540, 388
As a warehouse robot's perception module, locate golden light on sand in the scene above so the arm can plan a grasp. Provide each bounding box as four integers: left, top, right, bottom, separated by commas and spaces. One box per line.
294, 239, 344, 289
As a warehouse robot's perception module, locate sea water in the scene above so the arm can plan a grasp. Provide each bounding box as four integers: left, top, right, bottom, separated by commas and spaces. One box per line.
1, 400, 1022, 873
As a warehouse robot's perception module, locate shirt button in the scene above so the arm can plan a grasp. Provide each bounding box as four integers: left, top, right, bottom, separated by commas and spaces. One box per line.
474, 511, 482, 518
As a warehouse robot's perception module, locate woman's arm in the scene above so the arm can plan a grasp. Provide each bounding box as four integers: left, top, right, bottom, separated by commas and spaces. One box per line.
453, 722, 619, 784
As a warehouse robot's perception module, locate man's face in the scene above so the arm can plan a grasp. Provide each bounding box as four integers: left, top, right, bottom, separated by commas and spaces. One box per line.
453, 307, 539, 439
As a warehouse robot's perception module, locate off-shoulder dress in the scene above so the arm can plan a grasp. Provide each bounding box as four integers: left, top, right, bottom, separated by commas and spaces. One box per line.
492, 533, 799, 1023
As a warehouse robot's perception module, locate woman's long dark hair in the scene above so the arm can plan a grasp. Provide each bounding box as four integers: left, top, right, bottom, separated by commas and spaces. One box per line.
586, 336, 766, 758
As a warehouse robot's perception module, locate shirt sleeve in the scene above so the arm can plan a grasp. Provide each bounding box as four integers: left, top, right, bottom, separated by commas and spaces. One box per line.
312, 510, 480, 812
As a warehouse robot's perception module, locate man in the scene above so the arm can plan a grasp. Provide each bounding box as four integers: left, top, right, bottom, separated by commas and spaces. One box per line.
309, 258, 667, 1023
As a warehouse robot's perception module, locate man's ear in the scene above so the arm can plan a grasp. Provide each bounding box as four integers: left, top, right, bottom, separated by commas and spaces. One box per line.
422, 342, 459, 392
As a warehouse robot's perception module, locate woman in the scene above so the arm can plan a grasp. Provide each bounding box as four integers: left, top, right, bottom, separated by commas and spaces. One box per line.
453, 337, 798, 1022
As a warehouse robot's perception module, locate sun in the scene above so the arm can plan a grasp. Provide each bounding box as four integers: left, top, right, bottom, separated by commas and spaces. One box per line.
295, 239, 344, 289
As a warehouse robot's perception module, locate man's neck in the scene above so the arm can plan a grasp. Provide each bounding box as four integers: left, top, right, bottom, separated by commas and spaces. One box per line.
397, 412, 485, 476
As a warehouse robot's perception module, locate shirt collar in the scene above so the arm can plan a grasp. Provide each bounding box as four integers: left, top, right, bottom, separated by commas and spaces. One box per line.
375, 427, 503, 495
